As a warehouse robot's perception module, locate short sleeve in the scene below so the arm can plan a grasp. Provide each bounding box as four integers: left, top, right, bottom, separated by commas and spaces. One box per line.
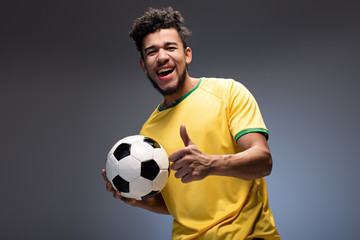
228, 80, 268, 141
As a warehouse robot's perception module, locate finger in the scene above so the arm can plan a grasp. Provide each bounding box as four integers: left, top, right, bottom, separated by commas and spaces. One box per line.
123, 198, 138, 206
169, 124, 193, 162
113, 190, 122, 199
169, 149, 184, 162
117, 194, 137, 206
170, 157, 188, 170
102, 169, 109, 182
174, 164, 191, 179
169, 148, 186, 163
181, 174, 193, 184
102, 169, 106, 180
180, 124, 193, 146
106, 181, 114, 192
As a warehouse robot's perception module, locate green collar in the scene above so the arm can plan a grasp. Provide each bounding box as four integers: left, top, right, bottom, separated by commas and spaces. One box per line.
158, 78, 202, 111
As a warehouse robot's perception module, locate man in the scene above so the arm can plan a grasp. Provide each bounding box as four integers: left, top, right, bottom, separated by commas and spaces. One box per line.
102, 7, 280, 240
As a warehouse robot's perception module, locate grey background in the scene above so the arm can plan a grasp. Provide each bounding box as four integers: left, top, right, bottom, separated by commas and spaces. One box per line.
1, 0, 359, 239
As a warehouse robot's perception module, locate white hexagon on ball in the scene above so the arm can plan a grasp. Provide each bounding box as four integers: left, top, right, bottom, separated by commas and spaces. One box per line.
130, 177, 153, 197
131, 142, 154, 162
117, 156, 141, 181
121, 192, 139, 200
105, 155, 118, 181
153, 148, 169, 170
120, 135, 144, 145
153, 170, 169, 191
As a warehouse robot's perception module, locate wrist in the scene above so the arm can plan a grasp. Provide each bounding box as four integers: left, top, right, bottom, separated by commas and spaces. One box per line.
209, 154, 229, 176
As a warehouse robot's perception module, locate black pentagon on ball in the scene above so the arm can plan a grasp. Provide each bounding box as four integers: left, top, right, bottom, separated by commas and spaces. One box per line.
144, 137, 161, 148
113, 143, 131, 160
141, 160, 160, 180
141, 190, 160, 200
112, 175, 130, 193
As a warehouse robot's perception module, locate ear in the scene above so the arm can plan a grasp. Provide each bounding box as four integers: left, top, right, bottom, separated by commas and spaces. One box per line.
140, 57, 147, 73
185, 47, 192, 64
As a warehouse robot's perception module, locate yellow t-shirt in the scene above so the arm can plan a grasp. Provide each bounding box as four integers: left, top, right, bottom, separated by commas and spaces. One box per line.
140, 78, 280, 240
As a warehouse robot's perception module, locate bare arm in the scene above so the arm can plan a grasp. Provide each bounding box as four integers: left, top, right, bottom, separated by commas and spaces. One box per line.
212, 131, 272, 180
169, 124, 272, 183
102, 169, 170, 215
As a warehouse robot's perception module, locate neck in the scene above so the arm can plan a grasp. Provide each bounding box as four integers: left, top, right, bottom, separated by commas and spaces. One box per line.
161, 77, 199, 108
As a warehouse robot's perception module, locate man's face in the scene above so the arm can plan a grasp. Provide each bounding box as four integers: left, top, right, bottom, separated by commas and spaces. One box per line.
140, 28, 192, 96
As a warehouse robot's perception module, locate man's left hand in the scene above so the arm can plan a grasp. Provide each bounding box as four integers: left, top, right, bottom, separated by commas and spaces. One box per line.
169, 124, 215, 183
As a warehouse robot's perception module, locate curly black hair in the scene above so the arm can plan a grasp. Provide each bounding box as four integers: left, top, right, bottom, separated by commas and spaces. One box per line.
129, 7, 191, 57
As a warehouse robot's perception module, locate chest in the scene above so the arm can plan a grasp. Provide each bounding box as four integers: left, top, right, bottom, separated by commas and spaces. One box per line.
144, 92, 236, 156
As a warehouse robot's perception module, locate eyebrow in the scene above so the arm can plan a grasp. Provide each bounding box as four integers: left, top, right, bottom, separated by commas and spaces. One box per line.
144, 42, 178, 53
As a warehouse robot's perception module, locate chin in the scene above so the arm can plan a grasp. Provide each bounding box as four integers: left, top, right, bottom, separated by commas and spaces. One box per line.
147, 68, 187, 96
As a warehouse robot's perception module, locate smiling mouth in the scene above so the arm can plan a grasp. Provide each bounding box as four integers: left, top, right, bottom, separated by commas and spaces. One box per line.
157, 67, 174, 77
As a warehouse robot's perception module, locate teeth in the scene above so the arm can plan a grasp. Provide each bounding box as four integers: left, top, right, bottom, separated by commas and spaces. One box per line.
157, 67, 173, 74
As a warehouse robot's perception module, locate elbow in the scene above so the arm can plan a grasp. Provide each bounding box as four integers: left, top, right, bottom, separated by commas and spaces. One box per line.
244, 150, 273, 181
263, 152, 273, 177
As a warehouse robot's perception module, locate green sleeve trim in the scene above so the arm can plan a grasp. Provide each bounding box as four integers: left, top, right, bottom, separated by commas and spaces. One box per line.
158, 78, 203, 111
235, 128, 269, 141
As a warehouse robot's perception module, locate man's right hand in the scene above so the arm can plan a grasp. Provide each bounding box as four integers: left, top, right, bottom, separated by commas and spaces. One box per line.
102, 169, 139, 206
102, 169, 170, 214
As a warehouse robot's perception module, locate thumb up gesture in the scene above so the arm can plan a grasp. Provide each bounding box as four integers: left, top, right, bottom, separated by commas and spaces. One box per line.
169, 124, 216, 183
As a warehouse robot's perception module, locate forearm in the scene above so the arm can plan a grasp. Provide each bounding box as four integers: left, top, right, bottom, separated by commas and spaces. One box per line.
211, 145, 272, 180
169, 131, 272, 183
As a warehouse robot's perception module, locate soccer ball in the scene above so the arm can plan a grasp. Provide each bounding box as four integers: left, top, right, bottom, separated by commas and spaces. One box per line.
106, 135, 169, 200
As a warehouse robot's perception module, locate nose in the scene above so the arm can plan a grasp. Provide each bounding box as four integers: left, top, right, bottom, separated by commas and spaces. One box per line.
157, 48, 169, 63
